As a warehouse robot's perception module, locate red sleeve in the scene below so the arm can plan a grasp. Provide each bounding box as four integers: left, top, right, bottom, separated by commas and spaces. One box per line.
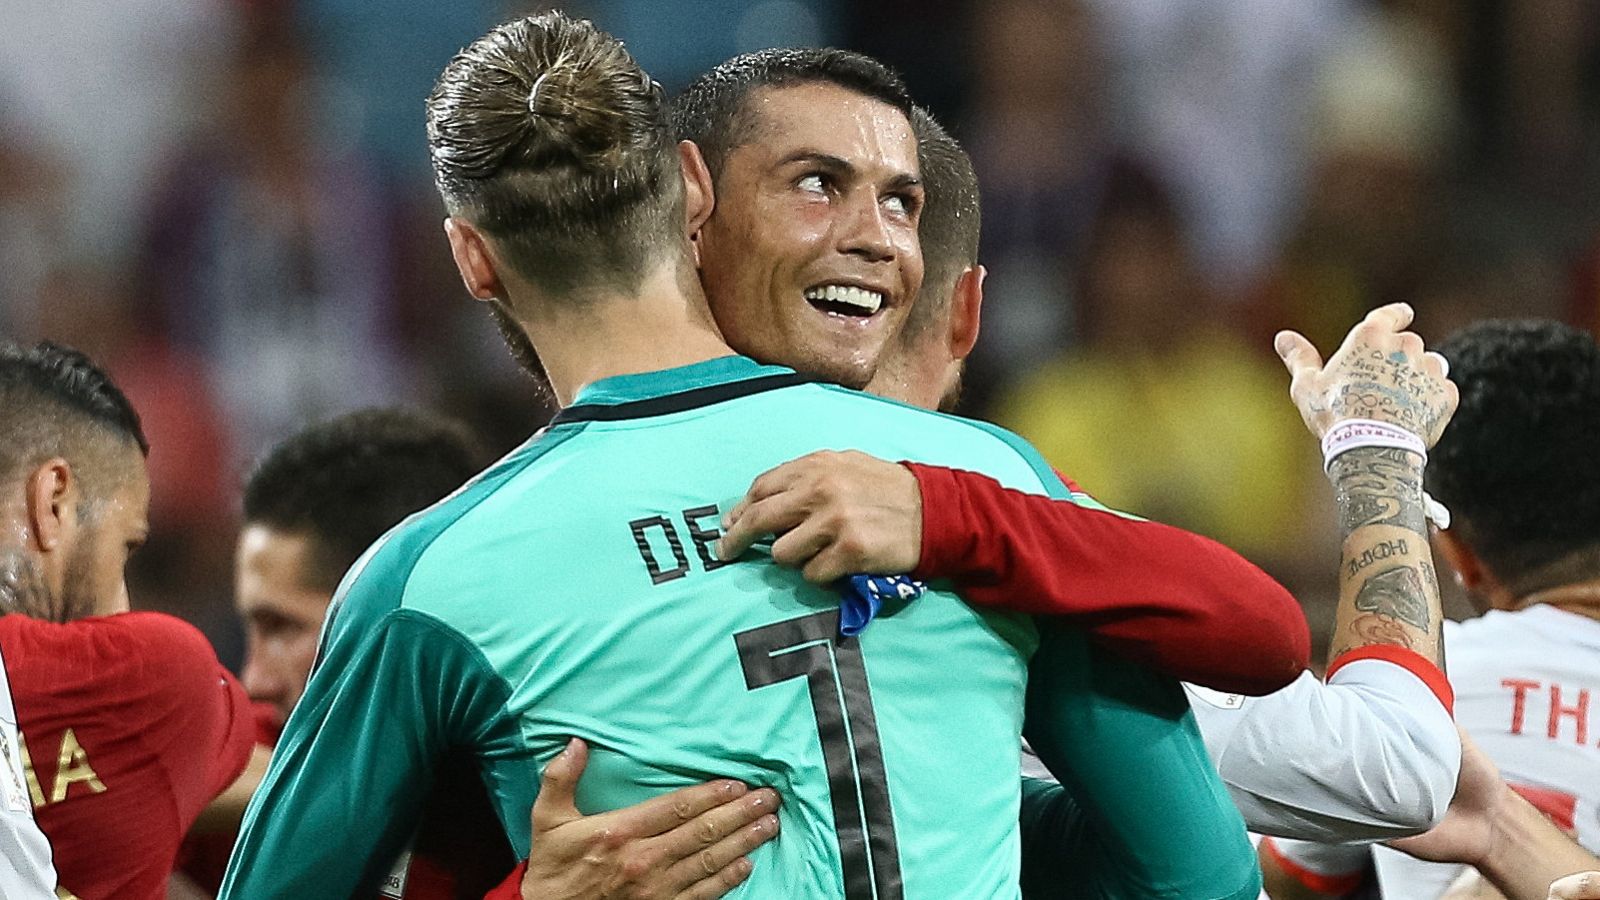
907, 463, 1310, 695
483, 860, 526, 900
108, 613, 256, 819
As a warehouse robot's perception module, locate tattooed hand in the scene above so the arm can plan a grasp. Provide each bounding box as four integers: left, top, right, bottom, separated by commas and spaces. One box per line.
1274, 302, 1459, 449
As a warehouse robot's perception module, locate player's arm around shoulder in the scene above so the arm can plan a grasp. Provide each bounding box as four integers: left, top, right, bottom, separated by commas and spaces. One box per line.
1023, 621, 1263, 900
714, 442, 1309, 694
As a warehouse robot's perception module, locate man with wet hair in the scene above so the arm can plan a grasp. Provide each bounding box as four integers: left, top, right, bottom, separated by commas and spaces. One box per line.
670, 48, 927, 392
0, 341, 255, 900
220, 13, 1260, 899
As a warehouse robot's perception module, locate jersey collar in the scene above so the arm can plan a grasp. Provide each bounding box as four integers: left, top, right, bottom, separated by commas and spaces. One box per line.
552, 355, 812, 425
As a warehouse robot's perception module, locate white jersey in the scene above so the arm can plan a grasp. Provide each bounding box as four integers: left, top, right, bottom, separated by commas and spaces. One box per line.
0, 642, 59, 899
1022, 654, 1460, 843
1369, 606, 1600, 898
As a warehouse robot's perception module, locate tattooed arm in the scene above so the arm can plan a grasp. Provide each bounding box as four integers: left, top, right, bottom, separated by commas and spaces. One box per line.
1275, 302, 1456, 667
1327, 447, 1441, 665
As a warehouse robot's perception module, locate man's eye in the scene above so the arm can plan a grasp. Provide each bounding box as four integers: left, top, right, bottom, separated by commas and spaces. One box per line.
797, 174, 826, 194
883, 194, 909, 216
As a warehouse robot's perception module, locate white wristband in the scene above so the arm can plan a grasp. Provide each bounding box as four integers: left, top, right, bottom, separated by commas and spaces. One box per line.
1321, 418, 1427, 472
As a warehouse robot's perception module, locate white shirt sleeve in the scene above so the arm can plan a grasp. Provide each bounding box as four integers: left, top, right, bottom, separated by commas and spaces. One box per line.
0, 646, 58, 900
1188, 661, 1460, 843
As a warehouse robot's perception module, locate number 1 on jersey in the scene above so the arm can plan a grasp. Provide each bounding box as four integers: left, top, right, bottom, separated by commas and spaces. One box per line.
734, 611, 904, 900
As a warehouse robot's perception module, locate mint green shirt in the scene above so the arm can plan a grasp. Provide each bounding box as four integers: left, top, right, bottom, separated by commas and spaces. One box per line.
219, 356, 1257, 899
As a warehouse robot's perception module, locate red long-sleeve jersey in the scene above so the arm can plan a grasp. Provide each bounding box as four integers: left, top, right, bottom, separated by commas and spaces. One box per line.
906, 463, 1309, 695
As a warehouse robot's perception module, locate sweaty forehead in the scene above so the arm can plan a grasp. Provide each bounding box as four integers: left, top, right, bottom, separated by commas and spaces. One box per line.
735, 83, 919, 176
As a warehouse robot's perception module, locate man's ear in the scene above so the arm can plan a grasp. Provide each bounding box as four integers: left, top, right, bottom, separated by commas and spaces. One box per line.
23, 460, 75, 554
947, 265, 986, 362
678, 140, 715, 264
444, 217, 506, 303
1432, 528, 1481, 591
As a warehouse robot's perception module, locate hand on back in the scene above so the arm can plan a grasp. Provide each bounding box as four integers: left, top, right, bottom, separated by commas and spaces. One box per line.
522, 739, 780, 900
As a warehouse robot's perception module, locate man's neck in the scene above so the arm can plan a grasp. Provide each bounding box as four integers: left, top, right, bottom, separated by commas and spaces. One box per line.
521, 262, 733, 407
0, 539, 56, 621
1515, 577, 1600, 623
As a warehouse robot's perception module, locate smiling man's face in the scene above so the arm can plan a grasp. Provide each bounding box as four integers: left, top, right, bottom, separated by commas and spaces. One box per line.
694, 81, 925, 388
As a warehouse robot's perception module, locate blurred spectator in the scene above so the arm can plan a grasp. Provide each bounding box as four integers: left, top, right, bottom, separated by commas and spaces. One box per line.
0, 128, 67, 337
960, 0, 1113, 406
290, 0, 500, 180
1085, 0, 1360, 293
137, 19, 414, 470
994, 162, 1317, 574
0, 0, 234, 264
608, 0, 840, 91
1254, 5, 1459, 352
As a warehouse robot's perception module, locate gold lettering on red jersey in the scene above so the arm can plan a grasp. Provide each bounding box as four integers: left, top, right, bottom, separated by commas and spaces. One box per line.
49, 728, 105, 804
16, 732, 45, 809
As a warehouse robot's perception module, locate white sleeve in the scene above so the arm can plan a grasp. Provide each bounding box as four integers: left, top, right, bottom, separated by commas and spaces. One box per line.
1189, 662, 1460, 842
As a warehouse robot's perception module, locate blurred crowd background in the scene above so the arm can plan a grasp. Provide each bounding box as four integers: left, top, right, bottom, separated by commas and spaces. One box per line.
4, 0, 1599, 666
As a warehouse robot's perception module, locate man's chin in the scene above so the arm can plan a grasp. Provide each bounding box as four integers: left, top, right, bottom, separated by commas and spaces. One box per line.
788, 354, 875, 390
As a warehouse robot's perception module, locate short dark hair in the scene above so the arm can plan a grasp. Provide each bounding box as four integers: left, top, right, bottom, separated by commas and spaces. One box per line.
427, 12, 679, 300
243, 408, 484, 589
670, 47, 915, 180
1427, 320, 1600, 594
901, 106, 980, 342
0, 341, 147, 489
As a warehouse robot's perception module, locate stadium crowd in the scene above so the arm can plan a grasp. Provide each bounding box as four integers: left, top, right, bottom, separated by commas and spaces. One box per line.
2, 1, 1600, 898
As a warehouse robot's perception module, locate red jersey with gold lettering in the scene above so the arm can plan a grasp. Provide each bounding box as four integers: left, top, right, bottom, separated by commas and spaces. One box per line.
0, 612, 254, 900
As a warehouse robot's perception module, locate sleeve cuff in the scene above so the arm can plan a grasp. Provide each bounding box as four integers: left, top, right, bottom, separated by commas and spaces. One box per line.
1326, 645, 1454, 714
902, 462, 976, 582
1260, 837, 1366, 896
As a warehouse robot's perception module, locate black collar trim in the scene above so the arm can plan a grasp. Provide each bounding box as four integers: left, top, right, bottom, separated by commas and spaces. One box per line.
551, 372, 817, 425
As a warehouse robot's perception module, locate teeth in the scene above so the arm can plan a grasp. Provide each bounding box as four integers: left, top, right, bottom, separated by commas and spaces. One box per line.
803, 285, 884, 313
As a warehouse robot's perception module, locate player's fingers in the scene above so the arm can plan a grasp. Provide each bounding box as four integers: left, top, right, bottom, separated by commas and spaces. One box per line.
770, 519, 835, 571
1549, 871, 1600, 899
717, 492, 812, 561
1424, 350, 1450, 379
656, 788, 778, 861
1362, 302, 1415, 334
800, 541, 855, 585
603, 778, 752, 838
676, 856, 755, 900
531, 738, 587, 833
1396, 330, 1425, 359
725, 459, 812, 528
1273, 330, 1323, 380
663, 807, 779, 896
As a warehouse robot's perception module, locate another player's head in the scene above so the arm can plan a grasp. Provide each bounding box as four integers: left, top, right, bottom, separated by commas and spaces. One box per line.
1426, 320, 1600, 612
427, 12, 699, 382
672, 48, 925, 389
0, 342, 149, 623
866, 107, 983, 412
239, 408, 481, 728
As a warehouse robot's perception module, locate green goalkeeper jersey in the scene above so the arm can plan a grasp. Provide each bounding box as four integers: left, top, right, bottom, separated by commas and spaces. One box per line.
219, 355, 1257, 899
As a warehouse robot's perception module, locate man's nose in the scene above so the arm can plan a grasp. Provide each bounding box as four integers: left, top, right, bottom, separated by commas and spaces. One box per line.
241, 653, 281, 702
836, 192, 895, 262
